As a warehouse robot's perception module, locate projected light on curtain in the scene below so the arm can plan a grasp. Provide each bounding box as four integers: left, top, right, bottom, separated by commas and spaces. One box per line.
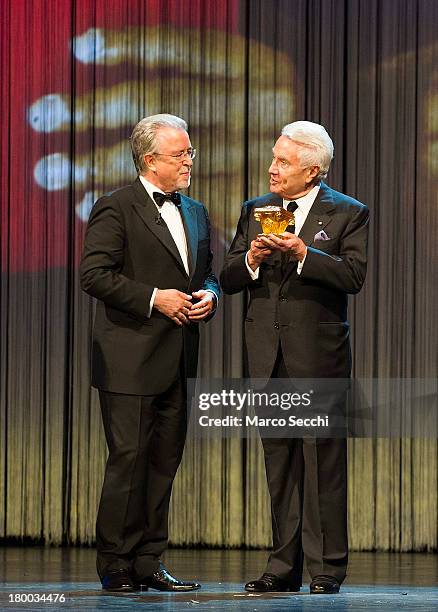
28, 25, 295, 225
1, 0, 437, 549
4, 0, 296, 278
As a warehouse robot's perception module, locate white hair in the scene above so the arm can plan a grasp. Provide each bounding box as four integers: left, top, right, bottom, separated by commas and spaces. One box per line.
281, 120, 334, 179
130, 113, 188, 173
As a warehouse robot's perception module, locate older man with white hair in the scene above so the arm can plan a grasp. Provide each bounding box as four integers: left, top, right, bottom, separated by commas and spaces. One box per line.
221, 120, 369, 595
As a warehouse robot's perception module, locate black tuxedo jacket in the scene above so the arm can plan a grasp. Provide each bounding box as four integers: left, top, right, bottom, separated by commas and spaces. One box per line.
80, 177, 220, 395
220, 182, 369, 379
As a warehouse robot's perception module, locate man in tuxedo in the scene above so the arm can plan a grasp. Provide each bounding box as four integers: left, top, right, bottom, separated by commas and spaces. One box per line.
80, 114, 220, 592
220, 121, 368, 594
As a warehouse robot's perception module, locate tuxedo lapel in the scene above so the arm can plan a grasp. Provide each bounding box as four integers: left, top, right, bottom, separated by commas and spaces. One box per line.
297, 183, 336, 246
179, 196, 198, 278
131, 179, 188, 277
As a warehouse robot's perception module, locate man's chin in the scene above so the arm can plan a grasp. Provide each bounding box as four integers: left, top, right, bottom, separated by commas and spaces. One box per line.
177, 178, 191, 190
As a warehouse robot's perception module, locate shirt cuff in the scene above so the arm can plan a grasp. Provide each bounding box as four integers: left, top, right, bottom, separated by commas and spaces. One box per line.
296, 250, 307, 275
245, 252, 260, 280
148, 287, 158, 317
204, 289, 218, 311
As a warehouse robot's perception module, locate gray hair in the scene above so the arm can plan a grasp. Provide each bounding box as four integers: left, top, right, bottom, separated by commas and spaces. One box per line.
281, 121, 334, 180
130, 113, 188, 173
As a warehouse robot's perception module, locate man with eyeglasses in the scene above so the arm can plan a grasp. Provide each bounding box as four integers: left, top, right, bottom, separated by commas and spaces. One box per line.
80, 114, 220, 592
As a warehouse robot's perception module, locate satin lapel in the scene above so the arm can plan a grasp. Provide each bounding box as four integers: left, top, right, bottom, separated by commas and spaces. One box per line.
296, 183, 337, 246
179, 196, 198, 278
131, 179, 188, 276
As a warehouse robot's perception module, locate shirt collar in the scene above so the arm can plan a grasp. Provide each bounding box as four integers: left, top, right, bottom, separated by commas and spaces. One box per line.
283, 183, 320, 215
139, 175, 166, 204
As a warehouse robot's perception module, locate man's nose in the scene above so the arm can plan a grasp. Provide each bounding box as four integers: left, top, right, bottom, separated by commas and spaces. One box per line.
268, 160, 278, 174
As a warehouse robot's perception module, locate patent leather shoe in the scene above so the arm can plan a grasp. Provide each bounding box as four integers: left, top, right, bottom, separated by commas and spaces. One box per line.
134, 563, 201, 592
245, 572, 300, 592
100, 568, 135, 592
310, 575, 340, 594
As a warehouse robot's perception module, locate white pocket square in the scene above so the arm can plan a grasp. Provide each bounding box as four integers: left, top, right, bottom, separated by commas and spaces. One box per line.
314, 230, 330, 241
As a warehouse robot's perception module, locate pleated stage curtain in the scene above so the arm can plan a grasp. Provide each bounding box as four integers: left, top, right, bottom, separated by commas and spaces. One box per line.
1, 0, 437, 550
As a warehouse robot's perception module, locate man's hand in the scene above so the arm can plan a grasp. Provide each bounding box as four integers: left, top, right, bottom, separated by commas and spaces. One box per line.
187, 290, 215, 321
153, 289, 193, 326
258, 232, 307, 262
247, 236, 273, 270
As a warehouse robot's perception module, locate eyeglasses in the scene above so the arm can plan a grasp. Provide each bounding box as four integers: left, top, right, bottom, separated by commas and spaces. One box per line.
154, 148, 197, 161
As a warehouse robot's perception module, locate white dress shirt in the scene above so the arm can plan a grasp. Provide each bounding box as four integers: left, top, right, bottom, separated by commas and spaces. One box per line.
140, 176, 190, 274
246, 184, 321, 280
139, 176, 217, 316
139, 176, 190, 315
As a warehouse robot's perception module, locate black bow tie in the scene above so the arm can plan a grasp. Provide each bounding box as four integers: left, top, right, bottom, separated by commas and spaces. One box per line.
153, 191, 181, 207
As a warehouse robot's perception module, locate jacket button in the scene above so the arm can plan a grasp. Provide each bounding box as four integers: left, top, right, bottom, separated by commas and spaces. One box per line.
274, 322, 280, 329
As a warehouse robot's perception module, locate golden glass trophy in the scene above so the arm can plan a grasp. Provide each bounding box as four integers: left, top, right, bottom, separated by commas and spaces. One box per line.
253, 206, 295, 236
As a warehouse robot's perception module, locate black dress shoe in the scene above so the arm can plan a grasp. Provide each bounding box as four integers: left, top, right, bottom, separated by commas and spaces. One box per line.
133, 563, 201, 592
245, 573, 301, 593
310, 575, 340, 594
100, 568, 135, 592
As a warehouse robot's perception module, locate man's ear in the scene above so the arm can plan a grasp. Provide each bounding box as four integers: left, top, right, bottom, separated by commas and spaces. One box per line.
306, 165, 320, 184
144, 153, 156, 172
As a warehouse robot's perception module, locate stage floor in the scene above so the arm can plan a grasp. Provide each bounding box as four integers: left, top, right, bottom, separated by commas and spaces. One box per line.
0, 547, 437, 610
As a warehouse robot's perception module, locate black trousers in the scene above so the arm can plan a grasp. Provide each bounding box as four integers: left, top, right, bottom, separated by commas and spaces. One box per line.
96, 375, 187, 578
261, 348, 348, 584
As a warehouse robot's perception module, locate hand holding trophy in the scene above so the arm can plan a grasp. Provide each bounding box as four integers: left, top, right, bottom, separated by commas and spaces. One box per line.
252, 205, 306, 263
